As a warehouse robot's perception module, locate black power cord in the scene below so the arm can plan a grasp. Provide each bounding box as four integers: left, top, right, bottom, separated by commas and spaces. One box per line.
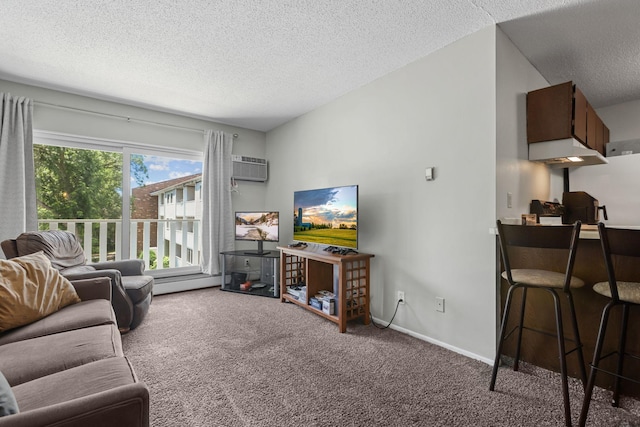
370, 298, 402, 329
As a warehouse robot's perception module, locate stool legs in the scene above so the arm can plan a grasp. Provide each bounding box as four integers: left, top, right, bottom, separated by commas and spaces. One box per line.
491, 286, 586, 427
490, 284, 520, 391
578, 300, 615, 427
612, 303, 630, 407
513, 287, 528, 372
566, 291, 588, 386
550, 289, 572, 426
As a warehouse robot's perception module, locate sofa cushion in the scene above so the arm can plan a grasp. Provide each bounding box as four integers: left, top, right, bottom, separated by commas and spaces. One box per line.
0, 252, 81, 333
12, 357, 137, 412
16, 230, 86, 270
0, 299, 115, 346
122, 275, 154, 304
0, 324, 123, 386
0, 371, 18, 416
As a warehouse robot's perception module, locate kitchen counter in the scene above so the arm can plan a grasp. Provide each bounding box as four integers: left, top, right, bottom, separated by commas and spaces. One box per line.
578, 223, 640, 239
494, 220, 640, 239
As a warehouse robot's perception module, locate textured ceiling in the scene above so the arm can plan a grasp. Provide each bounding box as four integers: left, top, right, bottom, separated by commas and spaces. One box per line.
499, 0, 640, 109
0, 0, 629, 132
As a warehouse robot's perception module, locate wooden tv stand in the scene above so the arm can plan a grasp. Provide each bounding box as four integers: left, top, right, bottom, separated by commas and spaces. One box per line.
278, 246, 374, 333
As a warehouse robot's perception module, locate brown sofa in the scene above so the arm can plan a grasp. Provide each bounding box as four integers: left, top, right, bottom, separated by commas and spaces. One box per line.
0, 276, 149, 426
1, 230, 154, 331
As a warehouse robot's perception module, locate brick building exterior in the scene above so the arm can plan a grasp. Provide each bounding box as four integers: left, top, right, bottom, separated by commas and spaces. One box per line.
131, 173, 201, 254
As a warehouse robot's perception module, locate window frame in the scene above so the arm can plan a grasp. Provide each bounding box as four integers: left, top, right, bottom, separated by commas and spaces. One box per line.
34, 130, 204, 278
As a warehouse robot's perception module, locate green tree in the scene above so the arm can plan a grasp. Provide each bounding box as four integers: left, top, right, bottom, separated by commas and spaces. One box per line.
35, 146, 121, 219
146, 249, 170, 270
34, 145, 149, 256
130, 154, 148, 187
35, 146, 149, 219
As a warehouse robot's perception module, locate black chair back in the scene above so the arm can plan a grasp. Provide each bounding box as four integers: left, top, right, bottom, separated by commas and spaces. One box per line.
598, 222, 640, 302
497, 220, 582, 292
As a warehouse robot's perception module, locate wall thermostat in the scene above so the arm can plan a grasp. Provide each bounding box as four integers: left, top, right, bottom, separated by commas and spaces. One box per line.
425, 167, 435, 181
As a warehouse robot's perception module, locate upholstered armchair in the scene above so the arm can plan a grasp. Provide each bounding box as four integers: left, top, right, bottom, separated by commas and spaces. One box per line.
1, 230, 153, 331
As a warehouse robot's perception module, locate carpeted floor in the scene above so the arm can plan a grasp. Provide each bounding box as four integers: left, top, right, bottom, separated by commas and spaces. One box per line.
122, 288, 640, 426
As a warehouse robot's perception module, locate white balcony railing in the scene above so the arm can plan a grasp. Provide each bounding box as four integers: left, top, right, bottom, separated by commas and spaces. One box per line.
38, 219, 201, 271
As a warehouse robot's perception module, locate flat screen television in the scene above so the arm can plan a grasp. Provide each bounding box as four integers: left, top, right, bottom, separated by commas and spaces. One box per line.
293, 185, 358, 249
235, 211, 279, 255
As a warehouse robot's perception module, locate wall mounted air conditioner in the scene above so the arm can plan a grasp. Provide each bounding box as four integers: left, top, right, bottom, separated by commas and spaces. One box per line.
231, 155, 268, 182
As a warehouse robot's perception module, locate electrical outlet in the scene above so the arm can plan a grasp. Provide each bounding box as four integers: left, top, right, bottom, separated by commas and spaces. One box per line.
398, 291, 405, 305
244, 259, 250, 267
436, 297, 445, 313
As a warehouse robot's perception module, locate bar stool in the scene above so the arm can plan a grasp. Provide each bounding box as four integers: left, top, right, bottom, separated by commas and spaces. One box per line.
490, 220, 587, 427
579, 224, 640, 426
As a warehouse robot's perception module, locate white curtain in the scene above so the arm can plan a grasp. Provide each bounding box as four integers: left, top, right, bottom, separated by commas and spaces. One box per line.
201, 130, 234, 275
0, 93, 36, 255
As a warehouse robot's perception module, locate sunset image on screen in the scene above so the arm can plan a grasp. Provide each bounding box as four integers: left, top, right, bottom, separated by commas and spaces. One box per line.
293, 185, 357, 248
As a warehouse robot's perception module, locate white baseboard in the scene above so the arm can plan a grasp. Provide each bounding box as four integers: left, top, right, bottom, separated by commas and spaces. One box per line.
371, 316, 493, 366
153, 274, 221, 295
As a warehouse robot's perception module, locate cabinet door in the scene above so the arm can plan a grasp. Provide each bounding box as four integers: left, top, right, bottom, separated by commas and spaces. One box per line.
595, 114, 605, 155
573, 86, 588, 145
586, 103, 597, 150
527, 81, 573, 143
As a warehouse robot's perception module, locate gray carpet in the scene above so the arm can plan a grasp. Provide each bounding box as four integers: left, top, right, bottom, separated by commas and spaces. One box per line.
122, 288, 640, 426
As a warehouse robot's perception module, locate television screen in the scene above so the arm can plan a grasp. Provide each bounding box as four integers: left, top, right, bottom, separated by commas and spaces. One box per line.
235, 211, 279, 242
293, 185, 358, 249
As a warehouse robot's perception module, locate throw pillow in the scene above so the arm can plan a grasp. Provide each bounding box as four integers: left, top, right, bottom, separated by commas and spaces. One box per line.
0, 371, 18, 416
0, 251, 81, 332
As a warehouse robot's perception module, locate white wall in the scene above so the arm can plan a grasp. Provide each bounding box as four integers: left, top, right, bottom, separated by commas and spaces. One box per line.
266, 27, 498, 361
569, 99, 640, 226
495, 29, 555, 223
597, 99, 640, 143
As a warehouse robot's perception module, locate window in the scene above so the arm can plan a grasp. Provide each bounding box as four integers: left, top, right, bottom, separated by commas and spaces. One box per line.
34, 144, 123, 261
186, 185, 195, 202
130, 153, 202, 273
34, 131, 203, 277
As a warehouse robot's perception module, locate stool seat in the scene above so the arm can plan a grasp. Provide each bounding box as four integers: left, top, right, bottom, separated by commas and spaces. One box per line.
593, 281, 640, 304
505, 269, 585, 289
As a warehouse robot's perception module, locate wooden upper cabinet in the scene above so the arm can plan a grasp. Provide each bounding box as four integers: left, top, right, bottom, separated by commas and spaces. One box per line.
527, 81, 573, 143
594, 111, 605, 155
526, 81, 609, 156
596, 118, 609, 155
586, 103, 597, 150
573, 86, 588, 144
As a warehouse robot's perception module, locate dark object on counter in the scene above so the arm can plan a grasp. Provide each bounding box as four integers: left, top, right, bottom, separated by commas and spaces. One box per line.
579, 224, 640, 426
562, 191, 607, 225
530, 200, 565, 222
491, 220, 587, 427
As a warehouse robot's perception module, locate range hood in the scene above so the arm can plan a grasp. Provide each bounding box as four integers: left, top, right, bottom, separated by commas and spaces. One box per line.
528, 138, 608, 167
